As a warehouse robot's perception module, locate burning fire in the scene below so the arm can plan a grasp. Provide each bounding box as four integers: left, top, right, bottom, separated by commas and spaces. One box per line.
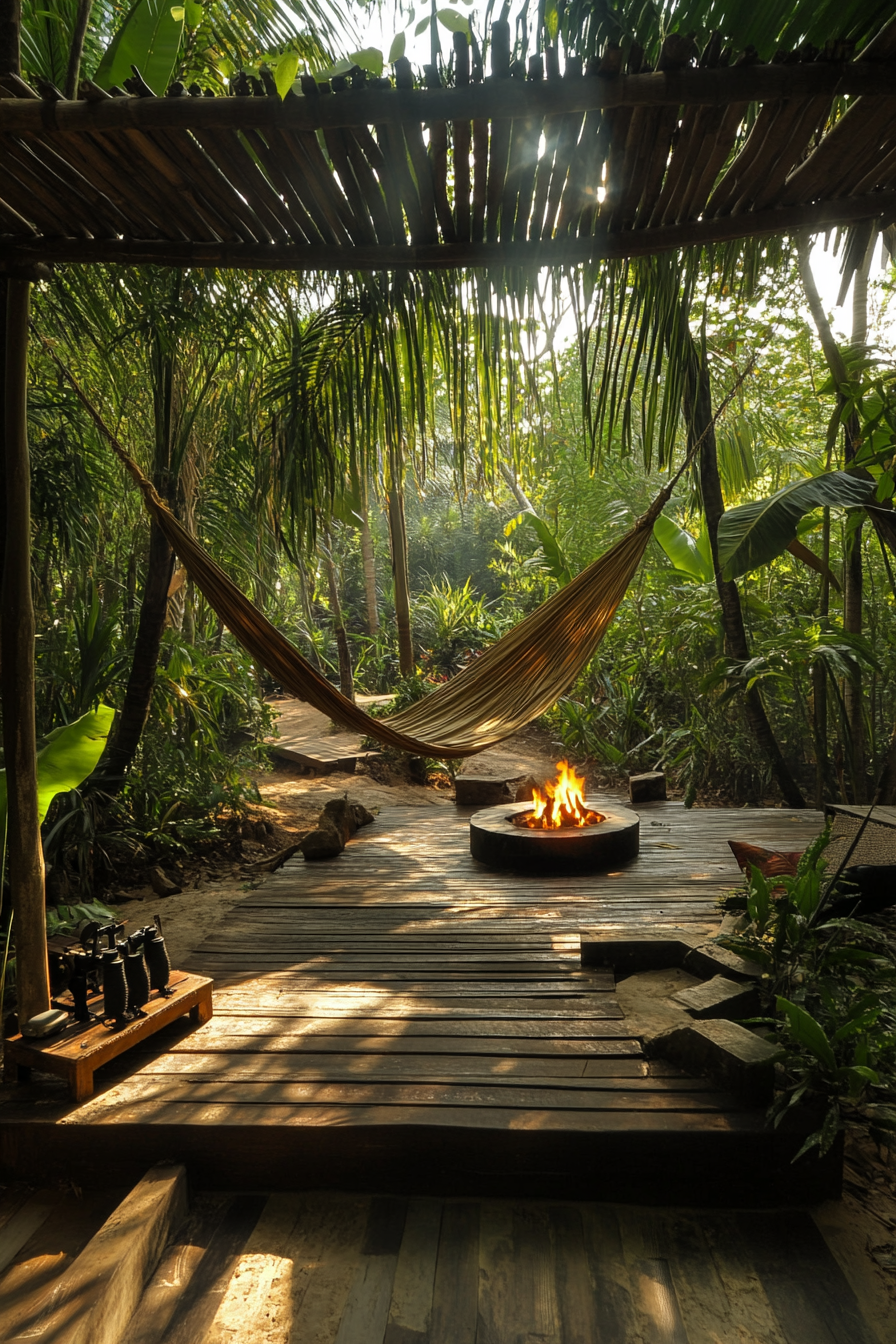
515, 760, 605, 830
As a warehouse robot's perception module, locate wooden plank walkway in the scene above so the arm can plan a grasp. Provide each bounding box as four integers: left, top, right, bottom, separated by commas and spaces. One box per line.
1, 803, 832, 1202
0, 1182, 881, 1344
122, 1192, 879, 1344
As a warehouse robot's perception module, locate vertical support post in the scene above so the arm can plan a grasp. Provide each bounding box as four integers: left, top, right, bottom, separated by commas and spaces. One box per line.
2, 279, 49, 1024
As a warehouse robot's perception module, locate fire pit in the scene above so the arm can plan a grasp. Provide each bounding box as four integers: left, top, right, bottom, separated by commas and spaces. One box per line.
470, 760, 639, 874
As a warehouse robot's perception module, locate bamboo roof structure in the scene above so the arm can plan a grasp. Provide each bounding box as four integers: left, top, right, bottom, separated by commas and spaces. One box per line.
2, 24, 896, 275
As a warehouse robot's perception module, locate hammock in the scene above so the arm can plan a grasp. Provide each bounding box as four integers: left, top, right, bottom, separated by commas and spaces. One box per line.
120, 461, 671, 758
42, 339, 688, 759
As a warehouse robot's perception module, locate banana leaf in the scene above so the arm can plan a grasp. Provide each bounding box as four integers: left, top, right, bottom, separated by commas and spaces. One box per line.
718, 471, 874, 580
95, 0, 184, 95
653, 515, 713, 581
0, 705, 115, 832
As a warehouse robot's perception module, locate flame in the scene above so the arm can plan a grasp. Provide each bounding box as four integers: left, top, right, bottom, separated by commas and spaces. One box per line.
518, 760, 604, 829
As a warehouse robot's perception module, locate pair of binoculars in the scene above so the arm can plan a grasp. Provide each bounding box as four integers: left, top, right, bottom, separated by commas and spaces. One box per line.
67, 915, 172, 1027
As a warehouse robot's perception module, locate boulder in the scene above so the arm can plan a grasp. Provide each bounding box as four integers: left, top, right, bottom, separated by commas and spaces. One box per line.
515, 775, 543, 803
148, 866, 181, 898
300, 823, 345, 861
320, 797, 356, 844
350, 802, 376, 828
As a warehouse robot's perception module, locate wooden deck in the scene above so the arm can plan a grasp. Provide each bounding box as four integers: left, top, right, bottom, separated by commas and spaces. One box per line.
0, 802, 831, 1203
0, 1185, 880, 1344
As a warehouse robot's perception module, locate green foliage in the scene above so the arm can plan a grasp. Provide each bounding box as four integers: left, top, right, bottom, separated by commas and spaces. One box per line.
719, 833, 896, 1159
717, 471, 877, 580
95, 0, 185, 93
46, 900, 119, 938
652, 514, 713, 582
504, 512, 572, 586
0, 707, 115, 839
413, 578, 497, 676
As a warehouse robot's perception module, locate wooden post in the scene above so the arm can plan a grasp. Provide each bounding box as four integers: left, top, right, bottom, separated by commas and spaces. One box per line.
0, 0, 21, 78
2, 279, 49, 1024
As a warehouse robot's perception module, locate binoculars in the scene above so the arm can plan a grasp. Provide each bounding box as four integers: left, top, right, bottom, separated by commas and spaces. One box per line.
64, 915, 172, 1027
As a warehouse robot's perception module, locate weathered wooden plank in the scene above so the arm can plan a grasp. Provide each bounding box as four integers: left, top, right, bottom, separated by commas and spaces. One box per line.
72, 1076, 739, 1113
132, 1056, 710, 1090
197, 1016, 636, 1040
430, 1203, 479, 1344
383, 1198, 442, 1344
160, 1043, 644, 1072
289, 1195, 370, 1344
161, 1195, 267, 1344
735, 1211, 879, 1344
127, 1194, 233, 1344
202, 1193, 304, 1344
334, 1197, 406, 1344
617, 1208, 690, 1344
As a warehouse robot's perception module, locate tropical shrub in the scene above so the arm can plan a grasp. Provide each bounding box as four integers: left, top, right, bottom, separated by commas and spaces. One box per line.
720, 833, 896, 1159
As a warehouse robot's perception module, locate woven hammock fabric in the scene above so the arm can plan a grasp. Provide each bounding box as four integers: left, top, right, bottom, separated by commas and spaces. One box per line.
128, 468, 664, 758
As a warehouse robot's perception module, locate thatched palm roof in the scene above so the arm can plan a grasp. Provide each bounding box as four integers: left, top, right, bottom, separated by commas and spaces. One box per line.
1, 25, 896, 273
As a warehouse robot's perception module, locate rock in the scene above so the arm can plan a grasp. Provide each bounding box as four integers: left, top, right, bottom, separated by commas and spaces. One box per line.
320, 797, 356, 844
241, 819, 256, 840
456, 775, 520, 807
300, 823, 345, 861
148, 866, 182, 898
515, 775, 542, 803
629, 771, 667, 803
350, 802, 376, 828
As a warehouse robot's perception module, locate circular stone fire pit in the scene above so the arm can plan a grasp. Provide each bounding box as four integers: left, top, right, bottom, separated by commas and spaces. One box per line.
470, 801, 640, 874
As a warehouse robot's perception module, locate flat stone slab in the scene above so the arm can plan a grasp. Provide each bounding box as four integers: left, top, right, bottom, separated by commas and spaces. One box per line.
455, 774, 525, 807
672, 974, 761, 1020
647, 1018, 777, 1106
683, 941, 764, 982
580, 930, 762, 981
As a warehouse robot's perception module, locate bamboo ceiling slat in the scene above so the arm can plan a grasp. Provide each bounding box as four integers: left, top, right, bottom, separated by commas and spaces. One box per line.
161, 126, 267, 243
750, 95, 831, 213
853, 141, 896, 196
3, 29, 896, 274
273, 126, 348, 245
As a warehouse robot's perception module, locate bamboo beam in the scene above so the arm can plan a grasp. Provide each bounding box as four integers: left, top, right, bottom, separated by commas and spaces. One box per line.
2, 63, 896, 134
1, 278, 49, 1026
6, 189, 896, 273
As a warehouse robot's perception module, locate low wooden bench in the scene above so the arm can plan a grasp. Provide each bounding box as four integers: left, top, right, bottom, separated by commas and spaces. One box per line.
3, 971, 213, 1103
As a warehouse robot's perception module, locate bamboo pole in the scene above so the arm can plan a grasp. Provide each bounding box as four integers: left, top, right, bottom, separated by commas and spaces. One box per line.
3, 64, 896, 133
7, 182, 896, 271
2, 278, 49, 1024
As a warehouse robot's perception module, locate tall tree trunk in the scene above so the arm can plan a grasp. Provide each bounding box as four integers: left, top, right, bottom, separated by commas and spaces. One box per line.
686, 348, 806, 808
97, 513, 174, 790
798, 235, 872, 799
2, 280, 49, 1023
95, 321, 179, 791
387, 477, 413, 675
63, 0, 93, 98
298, 558, 323, 672
321, 526, 353, 701
360, 504, 379, 636
842, 239, 874, 798
813, 506, 832, 808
